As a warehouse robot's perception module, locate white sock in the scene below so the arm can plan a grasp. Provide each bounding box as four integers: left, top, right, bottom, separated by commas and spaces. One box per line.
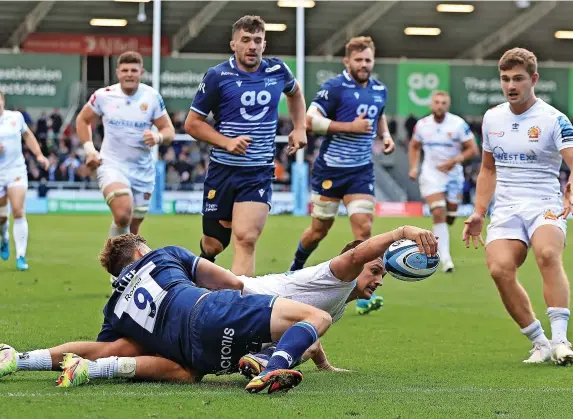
0, 218, 8, 241
520, 319, 550, 346
109, 222, 129, 238
547, 307, 570, 343
86, 357, 119, 379
433, 222, 451, 261
16, 349, 52, 371
13, 217, 28, 258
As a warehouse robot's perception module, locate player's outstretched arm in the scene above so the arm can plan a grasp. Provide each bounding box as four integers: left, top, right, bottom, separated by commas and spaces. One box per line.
307, 340, 350, 373
22, 128, 49, 170
462, 150, 496, 248
330, 226, 437, 282
194, 258, 244, 292
185, 110, 252, 155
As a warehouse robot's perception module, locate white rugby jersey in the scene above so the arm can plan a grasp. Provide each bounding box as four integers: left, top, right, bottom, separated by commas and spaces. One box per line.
240, 260, 355, 323
482, 99, 573, 204
0, 110, 27, 173
413, 112, 475, 177
88, 83, 167, 183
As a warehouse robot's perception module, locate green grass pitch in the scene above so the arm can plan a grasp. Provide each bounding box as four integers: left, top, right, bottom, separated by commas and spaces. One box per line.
0, 214, 571, 418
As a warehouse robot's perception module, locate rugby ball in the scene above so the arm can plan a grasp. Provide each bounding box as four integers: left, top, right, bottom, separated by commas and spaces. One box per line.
383, 239, 440, 282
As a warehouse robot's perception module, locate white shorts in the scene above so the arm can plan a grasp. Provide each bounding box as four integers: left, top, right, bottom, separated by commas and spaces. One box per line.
419, 171, 464, 204
0, 169, 28, 199
486, 199, 567, 247
97, 164, 154, 218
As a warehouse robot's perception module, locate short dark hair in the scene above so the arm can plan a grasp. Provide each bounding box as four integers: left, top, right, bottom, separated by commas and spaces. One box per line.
117, 51, 143, 67
345, 36, 375, 57
232, 15, 266, 37
99, 233, 147, 277
339, 240, 364, 255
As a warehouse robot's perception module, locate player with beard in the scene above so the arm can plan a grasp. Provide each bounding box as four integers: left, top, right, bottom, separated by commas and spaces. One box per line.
288, 36, 395, 315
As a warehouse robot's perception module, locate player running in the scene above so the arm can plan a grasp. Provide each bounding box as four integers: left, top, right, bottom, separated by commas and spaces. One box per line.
0, 90, 49, 271
288, 36, 395, 315
463, 48, 573, 365
0, 226, 438, 386
408, 91, 479, 273
185, 15, 307, 276
76, 51, 175, 242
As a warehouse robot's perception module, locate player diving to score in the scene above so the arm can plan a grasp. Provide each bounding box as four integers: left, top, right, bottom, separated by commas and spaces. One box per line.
288, 36, 395, 315
408, 91, 479, 273
76, 51, 175, 242
0, 227, 438, 387
185, 15, 307, 277
463, 48, 573, 365
0, 90, 49, 271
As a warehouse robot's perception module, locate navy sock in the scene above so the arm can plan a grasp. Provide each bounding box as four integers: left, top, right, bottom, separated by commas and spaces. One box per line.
264, 322, 318, 372
290, 241, 317, 271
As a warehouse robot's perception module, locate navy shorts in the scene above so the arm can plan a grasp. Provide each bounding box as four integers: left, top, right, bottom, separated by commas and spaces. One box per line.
189, 290, 277, 375
202, 161, 274, 221
311, 162, 375, 199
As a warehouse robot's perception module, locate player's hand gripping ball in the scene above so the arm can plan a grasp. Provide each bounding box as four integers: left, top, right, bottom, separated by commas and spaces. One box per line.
383, 239, 440, 282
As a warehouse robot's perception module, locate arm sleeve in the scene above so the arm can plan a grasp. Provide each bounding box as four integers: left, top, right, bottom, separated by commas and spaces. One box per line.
152, 91, 168, 120
310, 79, 340, 119
87, 90, 104, 116
190, 68, 219, 117
164, 246, 200, 282
554, 115, 573, 151
481, 115, 492, 152
412, 121, 423, 143
459, 120, 475, 143
281, 60, 297, 95
18, 112, 28, 133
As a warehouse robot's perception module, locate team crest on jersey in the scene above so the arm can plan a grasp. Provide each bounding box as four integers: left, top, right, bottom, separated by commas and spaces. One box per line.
140, 103, 148, 112
322, 180, 333, 190
207, 189, 216, 200
543, 209, 559, 220
143, 192, 151, 200
527, 126, 540, 141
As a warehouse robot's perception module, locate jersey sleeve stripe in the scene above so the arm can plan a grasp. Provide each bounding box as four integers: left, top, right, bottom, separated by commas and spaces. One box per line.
190, 106, 208, 117
311, 102, 327, 116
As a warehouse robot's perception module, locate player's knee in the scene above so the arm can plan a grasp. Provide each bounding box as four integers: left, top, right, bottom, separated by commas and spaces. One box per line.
311, 195, 339, 221
202, 218, 232, 252
488, 260, 517, 284
233, 229, 260, 250
12, 208, 25, 219
113, 210, 132, 229
306, 308, 332, 336
201, 235, 225, 258
535, 246, 561, 269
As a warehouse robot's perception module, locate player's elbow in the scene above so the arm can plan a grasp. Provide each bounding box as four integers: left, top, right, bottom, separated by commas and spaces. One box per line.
185, 118, 201, 137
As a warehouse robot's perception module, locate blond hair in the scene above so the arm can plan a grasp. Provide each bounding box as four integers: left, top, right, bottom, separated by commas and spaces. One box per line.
345, 36, 375, 57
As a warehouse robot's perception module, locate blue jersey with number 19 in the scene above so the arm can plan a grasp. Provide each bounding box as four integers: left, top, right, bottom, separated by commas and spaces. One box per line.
312, 70, 387, 168
97, 246, 207, 370
190, 56, 297, 167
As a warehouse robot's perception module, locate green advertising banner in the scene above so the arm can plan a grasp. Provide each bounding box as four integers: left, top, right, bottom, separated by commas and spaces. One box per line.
304, 60, 397, 114
0, 53, 80, 108
450, 65, 569, 116
397, 61, 450, 117
48, 198, 174, 214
